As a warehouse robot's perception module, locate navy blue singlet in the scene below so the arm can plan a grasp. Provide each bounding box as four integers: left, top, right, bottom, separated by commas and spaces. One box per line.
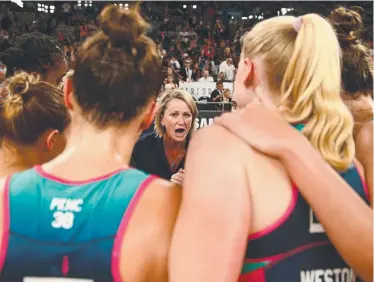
238, 124, 370, 282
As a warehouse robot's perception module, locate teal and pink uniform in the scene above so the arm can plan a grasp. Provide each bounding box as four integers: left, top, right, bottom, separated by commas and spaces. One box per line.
0, 166, 157, 282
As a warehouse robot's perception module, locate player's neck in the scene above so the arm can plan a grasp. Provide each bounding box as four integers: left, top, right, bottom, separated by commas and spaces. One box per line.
64, 120, 140, 165
0, 144, 39, 177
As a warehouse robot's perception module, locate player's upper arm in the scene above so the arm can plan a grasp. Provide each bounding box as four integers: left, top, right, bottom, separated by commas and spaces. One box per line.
169, 125, 251, 282
355, 121, 373, 206
120, 177, 181, 282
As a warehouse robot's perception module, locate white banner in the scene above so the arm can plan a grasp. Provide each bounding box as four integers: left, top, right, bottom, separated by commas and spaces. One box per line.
179, 82, 233, 100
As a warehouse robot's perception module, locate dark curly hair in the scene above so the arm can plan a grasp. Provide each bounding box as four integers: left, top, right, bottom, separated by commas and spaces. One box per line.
0, 32, 65, 77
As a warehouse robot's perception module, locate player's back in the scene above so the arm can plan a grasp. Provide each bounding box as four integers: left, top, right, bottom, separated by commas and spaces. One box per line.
237, 125, 370, 282
0, 166, 179, 282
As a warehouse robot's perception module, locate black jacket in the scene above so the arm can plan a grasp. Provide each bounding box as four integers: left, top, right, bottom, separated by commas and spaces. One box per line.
131, 132, 187, 180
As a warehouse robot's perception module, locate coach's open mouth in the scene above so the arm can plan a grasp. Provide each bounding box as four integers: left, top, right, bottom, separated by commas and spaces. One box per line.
175, 128, 186, 138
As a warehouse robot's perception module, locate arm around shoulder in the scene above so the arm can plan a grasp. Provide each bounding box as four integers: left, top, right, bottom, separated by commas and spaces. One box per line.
281, 140, 373, 281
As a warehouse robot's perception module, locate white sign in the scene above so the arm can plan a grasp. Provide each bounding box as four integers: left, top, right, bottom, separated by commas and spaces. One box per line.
11, 0, 23, 8
179, 82, 233, 100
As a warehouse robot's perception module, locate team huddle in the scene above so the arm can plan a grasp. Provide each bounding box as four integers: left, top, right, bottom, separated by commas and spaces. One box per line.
0, 3, 372, 282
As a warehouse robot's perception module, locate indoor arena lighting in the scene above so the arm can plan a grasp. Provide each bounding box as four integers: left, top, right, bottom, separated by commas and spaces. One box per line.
183, 5, 187, 9
11, 0, 23, 8
248, 15, 253, 19
192, 5, 197, 9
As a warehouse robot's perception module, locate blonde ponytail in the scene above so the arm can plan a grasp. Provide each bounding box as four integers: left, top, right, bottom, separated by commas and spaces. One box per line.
242, 14, 355, 171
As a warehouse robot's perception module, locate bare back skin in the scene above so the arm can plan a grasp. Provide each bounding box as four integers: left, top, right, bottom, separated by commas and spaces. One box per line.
170, 123, 371, 282
169, 125, 293, 281
0, 158, 181, 282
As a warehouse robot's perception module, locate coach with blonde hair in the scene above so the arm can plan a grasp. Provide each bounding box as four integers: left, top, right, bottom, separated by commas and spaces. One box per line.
131, 89, 198, 184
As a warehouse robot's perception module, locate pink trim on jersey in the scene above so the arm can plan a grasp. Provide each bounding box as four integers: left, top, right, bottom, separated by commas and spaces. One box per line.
111, 175, 158, 282
244, 241, 329, 266
353, 160, 370, 202
0, 176, 11, 272
61, 255, 70, 277
239, 268, 266, 282
35, 165, 130, 185
248, 183, 298, 240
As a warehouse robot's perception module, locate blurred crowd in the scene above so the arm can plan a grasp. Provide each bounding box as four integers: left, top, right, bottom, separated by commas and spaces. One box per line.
0, 1, 373, 90
0, 2, 257, 88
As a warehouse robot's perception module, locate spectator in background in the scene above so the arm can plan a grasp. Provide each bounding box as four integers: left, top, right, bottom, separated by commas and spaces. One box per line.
216, 71, 225, 82
180, 59, 194, 82
198, 49, 207, 70
188, 38, 198, 55
210, 81, 224, 102
170, 56, 181, 70
202, 38, 215, 60
165, 75, 179, 90
166, 67, 176, 78
80, 23, 88, 41
198, 70, 214, 82
224, 47, 232, 58
219, 57, 236, 81
161, 31, 171, 51
192, 62, 201, 81
205, 58, 215, 76
213, 19, 226, 40
213, 88, 232, 111
165, 66, 180, 83
61, 2, 72, 24
222, 88, 232, 103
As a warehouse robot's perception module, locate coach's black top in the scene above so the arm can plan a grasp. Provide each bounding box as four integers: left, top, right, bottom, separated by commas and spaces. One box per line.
131, 132, 187, 181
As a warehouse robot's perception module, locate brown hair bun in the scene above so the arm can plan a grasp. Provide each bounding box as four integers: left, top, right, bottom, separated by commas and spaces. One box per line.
329, 6, 363, 43
99, 4, 150, 48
